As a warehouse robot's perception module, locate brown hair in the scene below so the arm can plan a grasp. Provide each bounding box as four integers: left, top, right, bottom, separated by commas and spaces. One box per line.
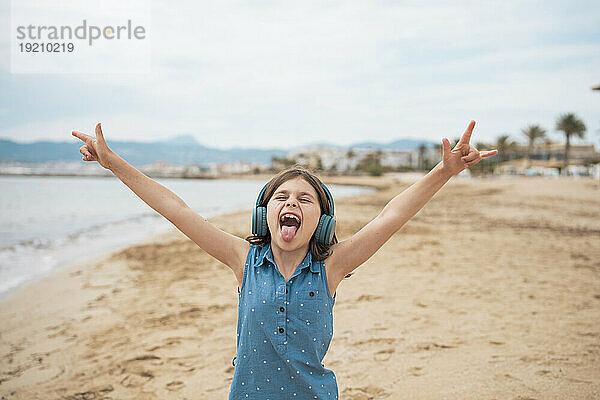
245, 164, 338, 263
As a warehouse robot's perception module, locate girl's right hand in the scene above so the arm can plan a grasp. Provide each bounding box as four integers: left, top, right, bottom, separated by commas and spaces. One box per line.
71, 123, 114, 170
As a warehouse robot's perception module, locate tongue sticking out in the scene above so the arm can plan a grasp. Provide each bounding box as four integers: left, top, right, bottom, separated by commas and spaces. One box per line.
281, 225, 298, 242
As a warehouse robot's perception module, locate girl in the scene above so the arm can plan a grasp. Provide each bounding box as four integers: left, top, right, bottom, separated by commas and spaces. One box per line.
72, 121, 497, 399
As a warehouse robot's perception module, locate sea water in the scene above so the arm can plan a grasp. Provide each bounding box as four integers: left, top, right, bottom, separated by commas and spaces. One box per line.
0, 175, 373, 301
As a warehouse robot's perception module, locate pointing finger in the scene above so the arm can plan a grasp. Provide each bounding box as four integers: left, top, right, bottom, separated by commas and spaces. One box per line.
95, 123, 107, 145
72, 130, 92, 143
459, 120, 475, 146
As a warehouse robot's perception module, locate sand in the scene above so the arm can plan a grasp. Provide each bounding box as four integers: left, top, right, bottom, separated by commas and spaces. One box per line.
1, 173, 599, 399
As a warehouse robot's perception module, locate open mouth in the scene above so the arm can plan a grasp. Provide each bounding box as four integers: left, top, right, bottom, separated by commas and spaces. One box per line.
279, 213, 301, 242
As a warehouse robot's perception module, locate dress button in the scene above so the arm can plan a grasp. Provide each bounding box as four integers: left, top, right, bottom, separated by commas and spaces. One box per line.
280, 306, 285, 312
286, 288, 288, 294
309, 291, 315, 297
279, 327, 285, 334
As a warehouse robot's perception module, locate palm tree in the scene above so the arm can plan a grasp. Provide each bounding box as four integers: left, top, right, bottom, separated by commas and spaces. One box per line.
521, 124, 546, 166
315, 155, 323, 172
556, 113, 586, 175
495, 134, 517, 163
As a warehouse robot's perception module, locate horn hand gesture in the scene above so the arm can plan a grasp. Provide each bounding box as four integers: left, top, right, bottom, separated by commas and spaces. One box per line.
71, 123, 114, 170
441, 120, 498, 176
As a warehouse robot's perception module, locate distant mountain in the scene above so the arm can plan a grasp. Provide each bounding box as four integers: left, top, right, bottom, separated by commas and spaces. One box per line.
162, 135, 199, 145
346, 138, 437, 150
301, 141, 349, 150
302, 138, 436, 150
0, 136, 435, 165
0, 138, 287, 166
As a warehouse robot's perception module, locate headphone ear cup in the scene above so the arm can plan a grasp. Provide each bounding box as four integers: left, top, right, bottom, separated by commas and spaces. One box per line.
251, 207, 257, 234
315, 214, 336, 245
252, 206, 269, 236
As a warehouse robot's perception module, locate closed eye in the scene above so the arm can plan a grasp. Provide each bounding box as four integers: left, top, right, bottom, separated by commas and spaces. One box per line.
275, 196, 311, 202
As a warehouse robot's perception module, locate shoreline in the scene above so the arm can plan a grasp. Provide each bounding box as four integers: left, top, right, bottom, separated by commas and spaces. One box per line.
1, 174, 599, 399
0, 174, 382, 305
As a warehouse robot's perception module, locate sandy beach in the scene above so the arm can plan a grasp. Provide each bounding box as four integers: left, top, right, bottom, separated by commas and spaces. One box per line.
1, 173, 599, 400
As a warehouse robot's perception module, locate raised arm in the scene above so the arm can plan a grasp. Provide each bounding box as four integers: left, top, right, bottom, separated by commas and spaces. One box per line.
71, 123, 250, 286
326, 121, 498, 289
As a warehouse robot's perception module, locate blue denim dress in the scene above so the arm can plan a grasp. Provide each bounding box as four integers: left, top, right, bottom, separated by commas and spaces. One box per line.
229, 242, 338, 400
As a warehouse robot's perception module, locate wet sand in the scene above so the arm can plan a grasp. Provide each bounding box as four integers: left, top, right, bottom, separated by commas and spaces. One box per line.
1, 173, 599, 399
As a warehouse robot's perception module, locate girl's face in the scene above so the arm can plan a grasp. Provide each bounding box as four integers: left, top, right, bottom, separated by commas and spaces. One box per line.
266, 177, 322, 250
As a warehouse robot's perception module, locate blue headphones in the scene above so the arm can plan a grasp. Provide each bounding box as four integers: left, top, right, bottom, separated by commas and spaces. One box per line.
252, 180, 336, 245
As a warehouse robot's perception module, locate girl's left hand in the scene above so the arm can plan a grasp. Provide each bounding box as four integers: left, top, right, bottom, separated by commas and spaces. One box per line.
441, 120, 498, 176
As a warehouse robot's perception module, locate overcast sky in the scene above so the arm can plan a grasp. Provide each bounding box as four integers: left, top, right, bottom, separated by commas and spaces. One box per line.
1, 0, 599, 150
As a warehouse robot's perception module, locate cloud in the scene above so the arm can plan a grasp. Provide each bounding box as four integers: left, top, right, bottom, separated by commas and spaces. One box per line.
1, 0, 599, 149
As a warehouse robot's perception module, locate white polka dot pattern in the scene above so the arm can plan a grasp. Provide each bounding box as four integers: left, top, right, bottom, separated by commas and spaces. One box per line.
229, 243, 338, 399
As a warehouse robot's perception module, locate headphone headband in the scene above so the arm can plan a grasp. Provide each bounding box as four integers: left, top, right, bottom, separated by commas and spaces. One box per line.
252, 178, 336, 244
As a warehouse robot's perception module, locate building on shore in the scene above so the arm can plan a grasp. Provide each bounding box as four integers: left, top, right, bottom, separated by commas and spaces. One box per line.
141, 160, 269, 178
1, 139, 597, 178
283, 146, 439, 173
496, 142, 599, 176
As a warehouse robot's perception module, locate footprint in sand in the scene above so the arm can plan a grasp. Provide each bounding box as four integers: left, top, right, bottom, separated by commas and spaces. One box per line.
535, 369, 552, 376
354, 337, 398, 346
342, 385, 390, 399
46, 326, 69, 339
407, 366, 425, 376
493, 373, 539, 396
63, 385, 114, 400
374, 348, 395, 361
413, 299, 428, 308
413, 341, 457, 352
166, 380, 185, 391
118, 355, 161, 388
120, 372, 154, 388
356, 294, 383, 302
